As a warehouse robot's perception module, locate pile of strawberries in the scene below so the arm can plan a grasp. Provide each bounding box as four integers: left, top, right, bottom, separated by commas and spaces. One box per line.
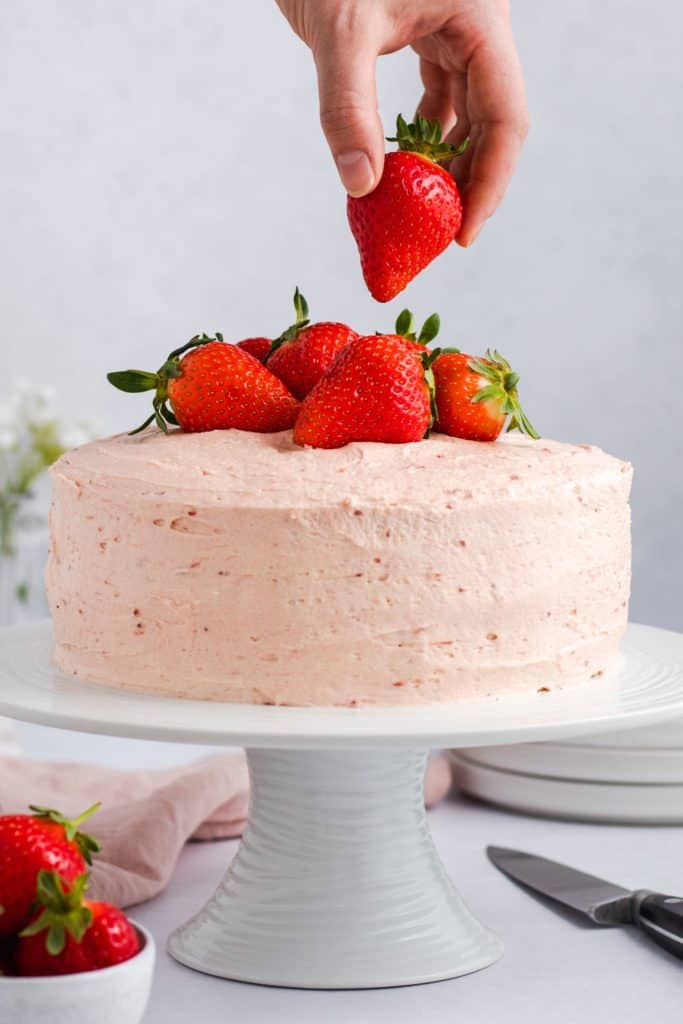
109, 289, 537, 448
0, 804, 139, 976
108, 113, 537, 447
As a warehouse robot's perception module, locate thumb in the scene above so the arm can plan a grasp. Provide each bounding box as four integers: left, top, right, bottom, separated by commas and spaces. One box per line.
314, 40, 384, 196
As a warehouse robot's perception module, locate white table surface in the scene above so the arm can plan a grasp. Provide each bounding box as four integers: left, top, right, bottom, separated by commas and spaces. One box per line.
12, 720, 682, 1023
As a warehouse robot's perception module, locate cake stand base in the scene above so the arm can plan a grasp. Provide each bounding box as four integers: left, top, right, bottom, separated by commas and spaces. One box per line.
168, 749, 502, 988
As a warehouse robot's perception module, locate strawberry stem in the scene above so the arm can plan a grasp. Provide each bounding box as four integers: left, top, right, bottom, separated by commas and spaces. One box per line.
468, 349, 539, 439
107, 333, 220, 435
267, 286, 311, 358
386, 114, 469, 164
395, 309, 442, 346
29, 803, 101, 865
20, 871, 93, 955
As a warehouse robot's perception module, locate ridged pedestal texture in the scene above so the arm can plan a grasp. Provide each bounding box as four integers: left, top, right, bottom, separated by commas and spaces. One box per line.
168, 749, 503, 988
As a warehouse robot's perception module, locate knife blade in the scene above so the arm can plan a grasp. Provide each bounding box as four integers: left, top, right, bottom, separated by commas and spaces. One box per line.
487, 846, 683, 960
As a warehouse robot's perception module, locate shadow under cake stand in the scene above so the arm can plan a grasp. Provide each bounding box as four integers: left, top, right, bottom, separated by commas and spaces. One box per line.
1, 621, 683, 989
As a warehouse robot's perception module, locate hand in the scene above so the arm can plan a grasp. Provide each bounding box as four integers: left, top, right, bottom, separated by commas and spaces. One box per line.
275, 0, 528, 246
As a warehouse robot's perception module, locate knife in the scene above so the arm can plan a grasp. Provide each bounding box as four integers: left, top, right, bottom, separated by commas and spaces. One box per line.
487, 845, 683, 960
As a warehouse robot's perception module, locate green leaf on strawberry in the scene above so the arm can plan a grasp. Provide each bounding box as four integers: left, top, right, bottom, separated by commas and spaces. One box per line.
28, 804, 101, 866
107, 333, 220, 435
394, 309, 443, 346
20, 871, 93, 955
468, 349, 539, 439
386, 113, 469, 165
266, 287, 311, 358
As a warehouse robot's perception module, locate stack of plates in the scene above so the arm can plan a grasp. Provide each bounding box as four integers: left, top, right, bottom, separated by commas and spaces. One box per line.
450, 718, 683, 824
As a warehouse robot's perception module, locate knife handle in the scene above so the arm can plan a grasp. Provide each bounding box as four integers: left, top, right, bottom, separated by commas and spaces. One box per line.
634, 891, 683, 960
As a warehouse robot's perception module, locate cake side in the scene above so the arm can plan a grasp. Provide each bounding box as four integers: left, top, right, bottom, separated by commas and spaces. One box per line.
46, 429, 632, 705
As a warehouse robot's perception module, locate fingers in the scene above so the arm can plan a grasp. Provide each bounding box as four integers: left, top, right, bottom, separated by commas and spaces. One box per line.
457, 122, 525, 246
455, 36, 529, 247
444, 71, 470, 152
314, 37, 383, 197
416, 58, 457, 137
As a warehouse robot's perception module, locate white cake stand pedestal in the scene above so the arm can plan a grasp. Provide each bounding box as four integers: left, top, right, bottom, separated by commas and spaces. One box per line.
2, 621, 683, 989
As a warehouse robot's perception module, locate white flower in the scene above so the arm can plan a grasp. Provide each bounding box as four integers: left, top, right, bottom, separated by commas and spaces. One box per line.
1, 381, 98, 504
36, 386, 57, 405
3, 381, 57, 427
0, 426, 18, 451
6, 393, 30, 423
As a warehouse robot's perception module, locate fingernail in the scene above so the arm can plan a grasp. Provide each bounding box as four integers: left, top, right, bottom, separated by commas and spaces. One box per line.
461, 224, 483, 248
336, 150, 374, 197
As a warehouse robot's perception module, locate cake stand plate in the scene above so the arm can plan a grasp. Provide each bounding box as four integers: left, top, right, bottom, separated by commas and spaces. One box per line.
1, 620, 683, 989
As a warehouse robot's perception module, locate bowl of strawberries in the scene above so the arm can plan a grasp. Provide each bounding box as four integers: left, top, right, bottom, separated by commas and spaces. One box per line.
0, 804, 155, 1024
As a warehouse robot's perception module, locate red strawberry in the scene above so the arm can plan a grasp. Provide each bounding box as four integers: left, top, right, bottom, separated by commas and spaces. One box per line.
293, 313, 441, 449
108, 334, 299, 434
0, 938, 17, 976
16, 871, 139, 976
433, 349, 539, 442
266, 288, 359, 399
347, 114, 468, 302
236, 337, 272, 363
0, 804, 100, 939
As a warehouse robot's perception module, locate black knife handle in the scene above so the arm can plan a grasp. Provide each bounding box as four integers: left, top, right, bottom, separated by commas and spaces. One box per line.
634, 891, 683, 960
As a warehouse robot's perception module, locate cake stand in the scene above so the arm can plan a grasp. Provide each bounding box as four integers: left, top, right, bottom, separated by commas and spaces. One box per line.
2, 621, 683, 990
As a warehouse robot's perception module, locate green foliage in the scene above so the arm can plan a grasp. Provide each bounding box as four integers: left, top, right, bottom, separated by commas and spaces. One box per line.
468, 350, 539, 439
0, 384, 91, 556
387, 114, 470, 164
394, 309, 442, 346
20, 870, 93, 954
267, 286, 311, 358
107, 332, 222, 435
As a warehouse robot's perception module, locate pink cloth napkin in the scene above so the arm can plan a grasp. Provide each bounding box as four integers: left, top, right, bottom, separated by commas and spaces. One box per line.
0, 751, 452, 909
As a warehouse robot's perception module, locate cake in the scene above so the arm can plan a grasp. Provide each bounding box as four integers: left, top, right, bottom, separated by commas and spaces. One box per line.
45, 428, 632, 705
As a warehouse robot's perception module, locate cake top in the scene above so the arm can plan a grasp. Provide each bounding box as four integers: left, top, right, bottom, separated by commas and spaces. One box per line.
53, 428, 631, 510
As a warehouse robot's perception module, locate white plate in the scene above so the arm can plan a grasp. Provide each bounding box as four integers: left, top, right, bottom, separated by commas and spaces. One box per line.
560, 717, 683, 748
455, 741, 683, 783
450, 754, 683, 824
1, 621, 683, 749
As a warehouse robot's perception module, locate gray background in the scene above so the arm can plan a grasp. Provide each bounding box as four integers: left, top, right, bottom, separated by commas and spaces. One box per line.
1, 0, 681, 628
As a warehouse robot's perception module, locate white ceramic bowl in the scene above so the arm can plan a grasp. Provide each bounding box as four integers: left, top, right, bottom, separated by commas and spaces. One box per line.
0, 921, 155, 1024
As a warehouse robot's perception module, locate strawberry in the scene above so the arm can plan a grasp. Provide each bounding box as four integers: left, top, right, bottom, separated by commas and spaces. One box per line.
0, 938, 16, 976
16, 871, 139, 976
433, 348, 539, 442
0, 804, 100, 939
293, 312, 441, 449
347, 114, 468, 302
108, 334, 299, 434
236, 337, 272, 363
266, 288, 359, 399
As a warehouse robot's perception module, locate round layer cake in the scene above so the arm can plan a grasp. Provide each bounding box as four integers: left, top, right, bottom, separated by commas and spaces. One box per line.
46, 429, 632, 705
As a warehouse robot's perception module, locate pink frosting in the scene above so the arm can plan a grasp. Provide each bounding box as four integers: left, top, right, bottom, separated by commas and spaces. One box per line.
46, 429, 632, 705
